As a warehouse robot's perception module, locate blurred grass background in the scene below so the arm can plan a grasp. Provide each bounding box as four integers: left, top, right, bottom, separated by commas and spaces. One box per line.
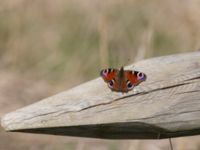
0, 0, 200, 150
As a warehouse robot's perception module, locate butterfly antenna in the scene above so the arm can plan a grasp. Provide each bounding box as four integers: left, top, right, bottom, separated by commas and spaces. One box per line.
169, 138, 174, 150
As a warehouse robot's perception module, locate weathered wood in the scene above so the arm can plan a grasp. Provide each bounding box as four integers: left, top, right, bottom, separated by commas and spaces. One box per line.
1, 52, 200, 139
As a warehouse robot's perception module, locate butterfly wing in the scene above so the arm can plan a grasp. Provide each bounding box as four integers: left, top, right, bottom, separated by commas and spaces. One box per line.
100, 68, 118, 82
100, 68, 120, 91
124, 70, 146, 91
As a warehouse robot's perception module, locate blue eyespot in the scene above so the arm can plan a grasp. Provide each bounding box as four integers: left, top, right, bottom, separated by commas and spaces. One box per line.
126, 81, 134, 90
137, 72, 146, 81
108, 80, 115, 88
109, 80, 113, 86
100, 69, 107, 77
128, 82, 132, 88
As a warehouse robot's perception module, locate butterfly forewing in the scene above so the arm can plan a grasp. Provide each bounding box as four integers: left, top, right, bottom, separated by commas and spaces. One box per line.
100, 68, 118, 82
125, 71, 138, 85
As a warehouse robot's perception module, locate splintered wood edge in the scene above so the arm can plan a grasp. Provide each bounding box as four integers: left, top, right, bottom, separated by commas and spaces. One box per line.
1, 51, 200, 139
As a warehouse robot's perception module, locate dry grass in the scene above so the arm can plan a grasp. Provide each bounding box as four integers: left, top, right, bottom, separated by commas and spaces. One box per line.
0, 0, 200, 150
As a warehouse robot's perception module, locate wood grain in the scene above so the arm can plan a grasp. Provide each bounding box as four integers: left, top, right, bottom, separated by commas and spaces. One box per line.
1, 52, 200, 139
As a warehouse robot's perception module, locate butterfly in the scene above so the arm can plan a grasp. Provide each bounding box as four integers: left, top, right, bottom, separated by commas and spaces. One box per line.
100, 66, 146, 93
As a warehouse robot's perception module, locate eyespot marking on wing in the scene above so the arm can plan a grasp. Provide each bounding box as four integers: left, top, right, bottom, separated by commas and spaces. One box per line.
126, 80, 134, 90
100, 67, 146, 93
108, 79, 115, 88
137, 72, 146, 81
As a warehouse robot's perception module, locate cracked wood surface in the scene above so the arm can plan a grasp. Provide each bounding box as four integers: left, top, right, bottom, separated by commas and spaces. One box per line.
1, 52, 200, 139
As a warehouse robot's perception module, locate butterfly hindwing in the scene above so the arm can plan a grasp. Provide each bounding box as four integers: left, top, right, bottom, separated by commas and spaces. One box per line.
109, 78, 120, 92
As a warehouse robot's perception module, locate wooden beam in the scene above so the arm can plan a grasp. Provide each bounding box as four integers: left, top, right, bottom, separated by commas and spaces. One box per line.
1, 52, 200, 139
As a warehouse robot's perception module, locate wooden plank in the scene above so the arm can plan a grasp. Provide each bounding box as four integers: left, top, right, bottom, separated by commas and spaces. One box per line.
1, 52, 200, 139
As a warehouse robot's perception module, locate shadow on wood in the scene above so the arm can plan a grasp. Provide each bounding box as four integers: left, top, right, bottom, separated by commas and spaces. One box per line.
1, 52, 200, 139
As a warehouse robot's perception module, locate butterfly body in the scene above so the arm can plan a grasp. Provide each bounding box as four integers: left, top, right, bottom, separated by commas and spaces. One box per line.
100, 67, 146, 93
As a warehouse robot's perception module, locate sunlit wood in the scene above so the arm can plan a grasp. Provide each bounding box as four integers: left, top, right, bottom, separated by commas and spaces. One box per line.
1, 52, 200, 139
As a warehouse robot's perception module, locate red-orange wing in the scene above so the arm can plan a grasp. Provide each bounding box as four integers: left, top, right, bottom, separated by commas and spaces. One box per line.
124, 70, 146, 91
100, 68, 146, 93
100, 68, 120, 91
100, 68, 119, 82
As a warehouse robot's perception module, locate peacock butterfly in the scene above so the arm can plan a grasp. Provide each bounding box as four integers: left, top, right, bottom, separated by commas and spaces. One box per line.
100, 66, 146, 92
